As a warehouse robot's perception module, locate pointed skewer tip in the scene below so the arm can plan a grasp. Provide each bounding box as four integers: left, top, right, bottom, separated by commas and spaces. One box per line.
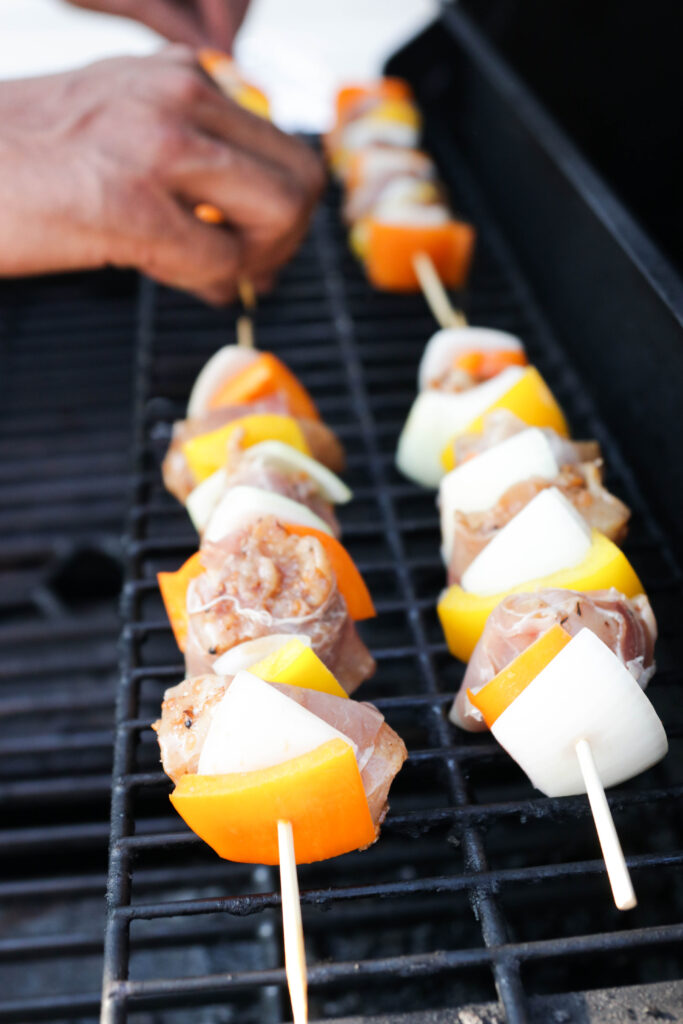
575, 739, 637, 911
278, 819, 308, 1023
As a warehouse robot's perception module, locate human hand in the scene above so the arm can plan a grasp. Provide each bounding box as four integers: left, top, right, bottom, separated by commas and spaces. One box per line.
0, 48, 325, 303
64, 0, 251, 52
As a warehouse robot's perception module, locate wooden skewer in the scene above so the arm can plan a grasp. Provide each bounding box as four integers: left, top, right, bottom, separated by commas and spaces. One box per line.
412, 251, 467, 329
237, 314, 255, 349
278, 820, 308, 1024
575, 739, 637, 911
239, 278, 257, 311
194, 202, 256, 348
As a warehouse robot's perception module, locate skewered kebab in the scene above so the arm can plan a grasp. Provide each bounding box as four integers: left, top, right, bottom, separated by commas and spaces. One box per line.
172, 56, 398, 1022
163, 343, 346, 505
329, 79, 476, 291
451, 587, 657, 731
395, 321, 571, 488
334, 75, 669, 917
438, 486, 643, 662
466, 623, 667, 908
154, 658, 407, 862
439, 421, 630, 584
394, 238, 665, 911
156, 324, 400, 1022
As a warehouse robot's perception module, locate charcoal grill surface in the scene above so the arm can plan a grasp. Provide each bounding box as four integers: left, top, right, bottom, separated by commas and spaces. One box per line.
100, 153, 683, 1022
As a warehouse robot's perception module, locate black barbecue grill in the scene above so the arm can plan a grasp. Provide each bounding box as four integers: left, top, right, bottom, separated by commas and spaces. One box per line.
2, 5, 683, 1023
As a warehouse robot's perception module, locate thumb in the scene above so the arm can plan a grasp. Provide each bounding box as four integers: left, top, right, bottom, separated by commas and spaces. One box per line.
131, 0, 208, 46
197, 0, 251, 52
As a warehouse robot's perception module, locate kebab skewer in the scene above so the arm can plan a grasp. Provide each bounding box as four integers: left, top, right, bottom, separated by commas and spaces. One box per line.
377, 151, 667, 907
156, 191, 397, 1021
329, 80, 476, 292
466, 623, 667, 908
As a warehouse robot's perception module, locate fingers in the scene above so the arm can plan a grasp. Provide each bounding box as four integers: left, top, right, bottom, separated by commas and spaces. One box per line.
197, 0, 252, 52
166, 132, 318, 278
126, 55, 324, 287
114, 188, 244, 304
193, 88, 326, 200
123, 0, 209, 48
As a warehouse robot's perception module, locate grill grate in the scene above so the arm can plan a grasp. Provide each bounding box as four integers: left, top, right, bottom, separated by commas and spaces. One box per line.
100, 145, 683, 1024
0, 271, 138, 1022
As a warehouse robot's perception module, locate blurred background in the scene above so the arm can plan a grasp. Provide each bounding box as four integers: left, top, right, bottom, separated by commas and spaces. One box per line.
0, 0, 437, 130
1, 0, 680, 268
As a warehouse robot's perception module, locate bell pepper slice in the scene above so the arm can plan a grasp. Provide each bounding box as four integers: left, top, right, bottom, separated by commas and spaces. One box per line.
283, 523, 376, 621
207, 352, 320, 421
170, 738, 376, 864
441, 367, 569, 472
363, 219, 476, 292
468, 624, 572, 728
453, 348, 528, 380
157, 551, 204, 651
335, 79, 414, 123
249, 638, 348, 699
199, 49, 271, 119
182, 414, 311, 484
438, 531, 644, 663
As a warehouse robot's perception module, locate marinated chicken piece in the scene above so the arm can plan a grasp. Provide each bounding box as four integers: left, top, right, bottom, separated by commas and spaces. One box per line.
184, 517, 375, 693
218, 452, 340, 538
154, 675, 407, 826
343, 150, 435, 224
152, 674, 228, 782
451, 588, 657, 732
454, 409, 600, 465
162, 400, 283, 503
447, 462, 631, 583
162, 403, 346, 504
360, 722, 408, 826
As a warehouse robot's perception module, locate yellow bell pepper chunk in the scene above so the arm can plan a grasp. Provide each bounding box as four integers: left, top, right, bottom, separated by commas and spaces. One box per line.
249, 639, 348, 699
170, 738, 376, 865
441, 367, 569, 472
468, 623, 572, 728
370, 99, 421, 127
234, 84, 271, 119
438, 531, 644, 663
182, 414, 311, 484
350, 219, 370, 260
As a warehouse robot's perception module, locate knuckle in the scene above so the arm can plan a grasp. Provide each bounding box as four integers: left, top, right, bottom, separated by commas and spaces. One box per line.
144, 122, 192, 172
269, 177, 309, 230
300, 148, 326, 197
164, 67, 206, 106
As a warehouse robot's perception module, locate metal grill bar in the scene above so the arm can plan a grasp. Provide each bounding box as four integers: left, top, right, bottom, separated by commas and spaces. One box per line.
0, 270, 139, 1023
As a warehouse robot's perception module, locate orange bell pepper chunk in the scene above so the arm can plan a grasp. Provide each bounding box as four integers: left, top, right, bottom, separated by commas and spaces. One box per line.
157, 551, 204, 652
454, 348, 528, 380
364, 219, 476, 292
198, 50, 271, 119
335, 78, 414, 123
468, 624, 572, 729
207, 352, 320, 421
283, 523, 376, 621
170, 738, 376, 864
